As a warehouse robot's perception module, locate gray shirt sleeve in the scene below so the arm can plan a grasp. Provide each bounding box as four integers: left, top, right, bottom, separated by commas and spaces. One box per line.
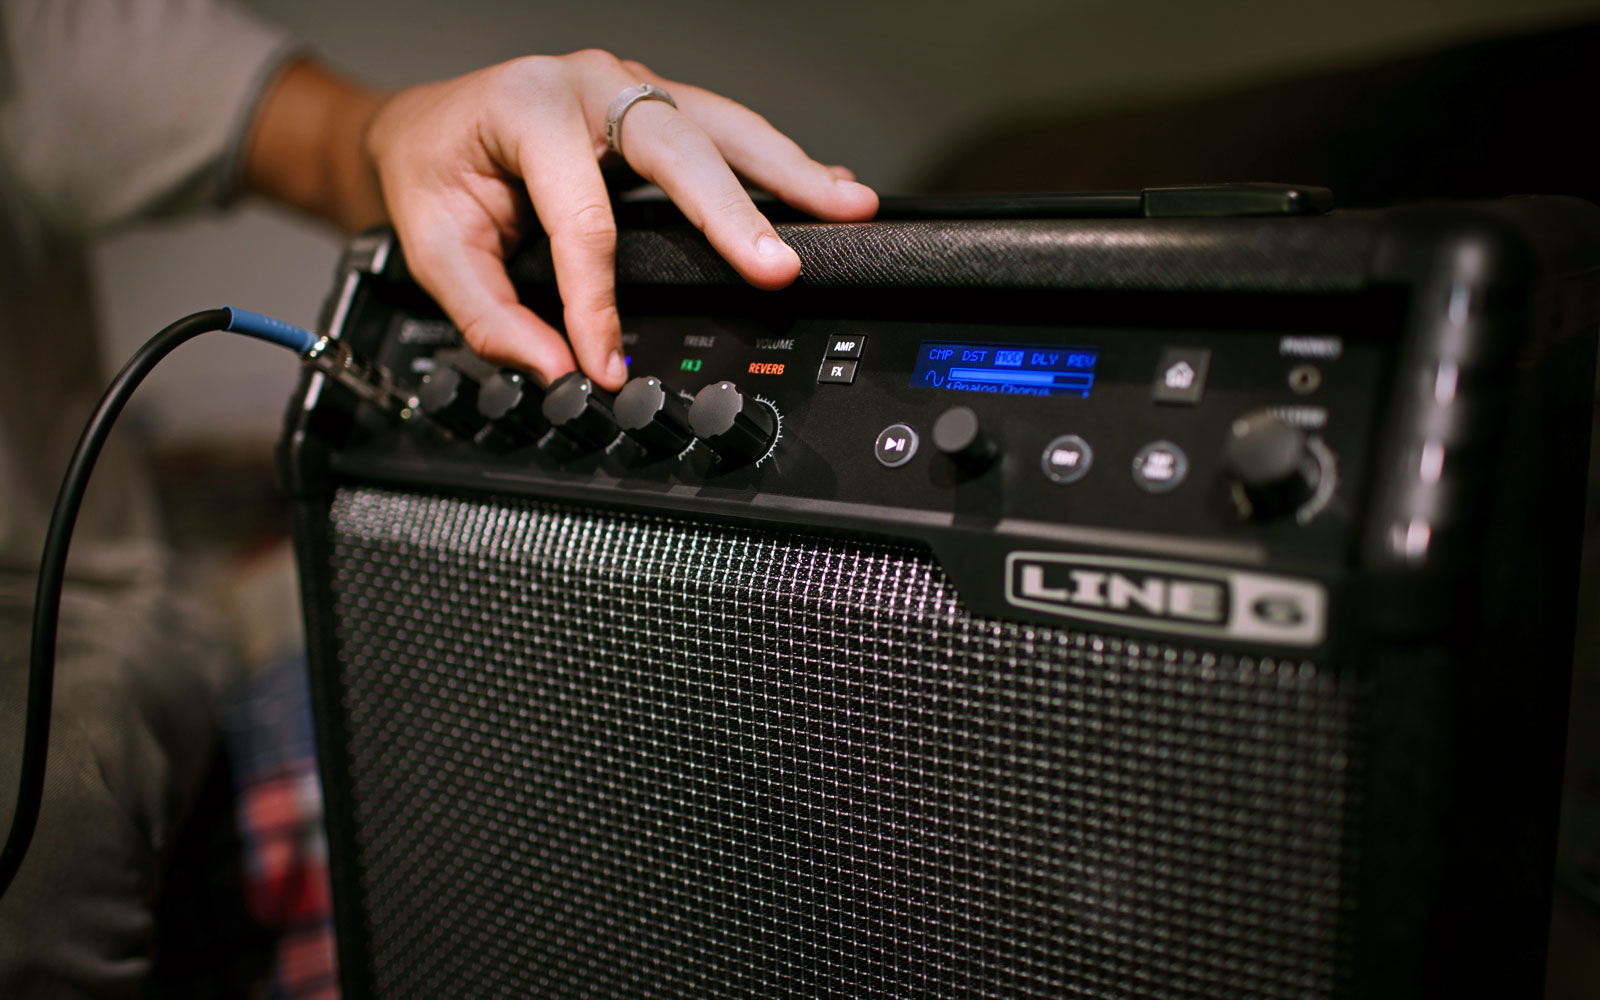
0, 0, 301, 237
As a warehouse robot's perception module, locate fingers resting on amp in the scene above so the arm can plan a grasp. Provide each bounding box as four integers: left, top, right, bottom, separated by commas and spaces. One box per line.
246, 48, 880, 392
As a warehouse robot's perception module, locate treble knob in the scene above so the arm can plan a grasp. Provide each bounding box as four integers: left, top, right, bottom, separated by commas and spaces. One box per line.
541, 371, 617, 451
615, 376, 694, 457
687, 381, 777, 466
1222, 411, 1321, 521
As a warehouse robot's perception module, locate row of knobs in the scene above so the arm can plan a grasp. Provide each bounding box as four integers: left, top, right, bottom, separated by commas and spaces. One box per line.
420, 367, 778, 466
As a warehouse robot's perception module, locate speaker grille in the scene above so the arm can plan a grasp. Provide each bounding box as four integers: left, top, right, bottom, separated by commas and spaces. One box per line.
324, 486, 1361, 999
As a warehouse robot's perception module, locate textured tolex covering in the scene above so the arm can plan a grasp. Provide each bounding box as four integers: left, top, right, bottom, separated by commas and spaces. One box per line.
496, 215, 1381, 294
323, 486, 1360, 1000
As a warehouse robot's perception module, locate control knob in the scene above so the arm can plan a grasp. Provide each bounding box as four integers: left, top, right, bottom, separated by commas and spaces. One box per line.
932, 405, 998, 474
418, 365, 487, 439
541, 371, 617, 451
1222, 411, 1321, 521
687, 381, 777, 466
475, 370, 548, 449
615, 376, 694, 457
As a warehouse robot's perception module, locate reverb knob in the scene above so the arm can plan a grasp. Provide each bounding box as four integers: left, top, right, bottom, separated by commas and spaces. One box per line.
1223, 411, 1320, 521
475, 370, 548, 449
932, 405, 998, 474
615, 376, 694, 457
418, 364, 486, 439
541, 371, 617, 451
687, 381, 777, 466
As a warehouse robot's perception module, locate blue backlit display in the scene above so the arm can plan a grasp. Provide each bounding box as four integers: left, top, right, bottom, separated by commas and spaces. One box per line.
911, 341, 1098, 398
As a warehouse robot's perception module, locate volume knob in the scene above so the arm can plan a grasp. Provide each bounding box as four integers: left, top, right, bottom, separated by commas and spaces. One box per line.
688, 381, 777, 466
541, 371, 617, 451
615, 376, 694, 457
1222, 411, 1320, 521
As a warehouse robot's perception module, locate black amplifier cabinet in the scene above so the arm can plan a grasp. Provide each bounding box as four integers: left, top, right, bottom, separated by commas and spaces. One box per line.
282, 195, 1600, 1000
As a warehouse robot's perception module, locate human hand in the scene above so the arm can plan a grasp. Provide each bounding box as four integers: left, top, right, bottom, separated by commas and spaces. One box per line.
363, 49, 879, 390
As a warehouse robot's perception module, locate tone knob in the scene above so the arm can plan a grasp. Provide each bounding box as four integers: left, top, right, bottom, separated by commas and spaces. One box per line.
418, 364, 486, 439
541, 371, 616, 451
932, 405, 998, 474
475, 370, 548, 449
1222, 411, 1320, 521
615, 376, 694, 457
687, 381, 777, 466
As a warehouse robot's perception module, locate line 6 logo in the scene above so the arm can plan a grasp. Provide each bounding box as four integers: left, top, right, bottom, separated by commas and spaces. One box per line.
1004, 552, 1326, 646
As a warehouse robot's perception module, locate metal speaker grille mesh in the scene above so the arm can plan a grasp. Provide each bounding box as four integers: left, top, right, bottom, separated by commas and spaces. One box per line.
324, 486, 1360, 1000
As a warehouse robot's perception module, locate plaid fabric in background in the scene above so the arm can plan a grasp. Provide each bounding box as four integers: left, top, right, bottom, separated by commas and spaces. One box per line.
222, 649, 338, 1000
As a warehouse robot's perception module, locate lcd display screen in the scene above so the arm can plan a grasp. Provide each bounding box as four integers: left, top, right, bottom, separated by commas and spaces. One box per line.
911, 341, 1098, 398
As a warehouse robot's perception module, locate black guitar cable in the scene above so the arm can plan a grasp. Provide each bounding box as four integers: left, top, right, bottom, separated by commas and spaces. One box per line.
0, 307, 414, 899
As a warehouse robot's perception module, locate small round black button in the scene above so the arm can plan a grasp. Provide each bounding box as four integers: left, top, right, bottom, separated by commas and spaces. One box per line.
874, 424, 919, 468
1041, 434, 1093, 484
932, 406, 997, 473
1131, 440, 1188, 493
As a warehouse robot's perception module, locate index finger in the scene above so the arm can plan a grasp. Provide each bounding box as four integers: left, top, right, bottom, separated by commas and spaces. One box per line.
515, 101, 630, 391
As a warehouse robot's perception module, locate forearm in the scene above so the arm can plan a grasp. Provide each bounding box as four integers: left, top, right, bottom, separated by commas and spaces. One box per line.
242, 59, 389, 234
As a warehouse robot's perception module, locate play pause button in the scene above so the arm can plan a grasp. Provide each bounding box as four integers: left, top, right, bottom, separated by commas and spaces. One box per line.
1041, 434, 1093, 484
874, 423, 920, 468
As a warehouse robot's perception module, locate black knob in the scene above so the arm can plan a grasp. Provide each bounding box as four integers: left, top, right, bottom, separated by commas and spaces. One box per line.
932, 405, 998, 474
615, 376, 694, 457
541, 371, 616, 451
688, 381, 777, 466
1222, 411, 1320, 520
475, 370, 548, 449
418, 364, 486, 438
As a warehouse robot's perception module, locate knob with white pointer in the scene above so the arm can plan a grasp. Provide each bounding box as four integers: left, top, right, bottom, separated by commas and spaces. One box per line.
615, 376, 693, 457
541, 371, 616, 451
688, 381, 777, 466
418, 364, 487, 439
475, 370, 548, 449
1222, 410, 1320, 521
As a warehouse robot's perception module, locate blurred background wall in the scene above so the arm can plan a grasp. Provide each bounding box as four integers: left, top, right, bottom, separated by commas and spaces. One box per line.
93, 0, 1599, 444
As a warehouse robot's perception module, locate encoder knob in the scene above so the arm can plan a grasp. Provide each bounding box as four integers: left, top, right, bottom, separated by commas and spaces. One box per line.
932, 405, 998, 474
541, 371, 617, 451
615, 376, 694, 457
418, 364, 487, 439
687, 381, 777, 466
1222, 411, 1320, 521
475, 370, 548, 449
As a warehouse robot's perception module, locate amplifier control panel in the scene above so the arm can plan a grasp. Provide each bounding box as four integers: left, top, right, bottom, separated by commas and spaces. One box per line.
329, 289, 1392, 565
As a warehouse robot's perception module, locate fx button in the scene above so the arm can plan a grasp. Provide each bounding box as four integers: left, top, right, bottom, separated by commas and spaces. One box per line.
1153, 347, 1211, 405
1041, 434, 1093, 484
874, 423, 919, 468
818, 359, 858, 384
826, 335, 866, 359
1132, 440, 1189, 493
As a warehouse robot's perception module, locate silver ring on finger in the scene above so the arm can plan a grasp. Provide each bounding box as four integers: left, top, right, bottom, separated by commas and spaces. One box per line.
604, 83, 678, 160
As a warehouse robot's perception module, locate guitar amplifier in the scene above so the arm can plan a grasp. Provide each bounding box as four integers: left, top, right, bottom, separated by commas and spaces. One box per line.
281, 192, 1600, 999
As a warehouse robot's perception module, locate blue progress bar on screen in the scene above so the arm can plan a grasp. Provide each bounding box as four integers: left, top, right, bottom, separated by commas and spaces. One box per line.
947, 368, 1096, 390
